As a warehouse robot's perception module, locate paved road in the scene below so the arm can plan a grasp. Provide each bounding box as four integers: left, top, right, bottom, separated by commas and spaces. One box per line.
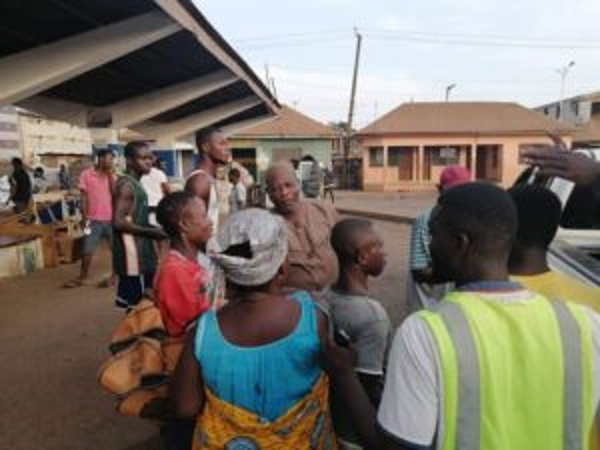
335, 191, 435, 222
0, 219, 411, 450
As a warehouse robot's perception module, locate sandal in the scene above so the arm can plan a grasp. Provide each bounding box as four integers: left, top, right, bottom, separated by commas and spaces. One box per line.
63, 278, 90, 288
97, 277, 116, 288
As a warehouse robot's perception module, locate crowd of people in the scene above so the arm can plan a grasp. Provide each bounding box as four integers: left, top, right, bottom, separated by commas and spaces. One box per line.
64, 126, 600, 449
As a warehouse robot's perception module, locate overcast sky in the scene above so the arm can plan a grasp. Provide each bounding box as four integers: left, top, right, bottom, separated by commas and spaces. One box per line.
199, 0, 600, 128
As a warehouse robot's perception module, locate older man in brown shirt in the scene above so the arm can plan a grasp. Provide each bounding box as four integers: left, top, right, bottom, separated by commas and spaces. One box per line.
266, 162, 339, 291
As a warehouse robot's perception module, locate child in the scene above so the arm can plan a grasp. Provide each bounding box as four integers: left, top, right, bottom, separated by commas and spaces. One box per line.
154, 191, 213, 338
153, 191, 213, 450
327, 218, 391, 448
227, 168, 246, 214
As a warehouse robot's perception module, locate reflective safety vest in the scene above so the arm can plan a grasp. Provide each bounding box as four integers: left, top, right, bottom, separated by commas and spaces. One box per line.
418, 291, 594, 450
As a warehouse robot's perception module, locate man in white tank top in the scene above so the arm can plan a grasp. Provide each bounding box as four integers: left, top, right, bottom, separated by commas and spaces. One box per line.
185, 127, 231, 308
185, 126, 231, 236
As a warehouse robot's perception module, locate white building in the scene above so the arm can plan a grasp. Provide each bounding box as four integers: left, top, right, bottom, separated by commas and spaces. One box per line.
536, 91, 600, 147
0, 106, 21, 161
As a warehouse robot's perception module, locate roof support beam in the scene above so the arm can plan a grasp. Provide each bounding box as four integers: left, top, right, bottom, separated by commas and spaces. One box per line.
155, 0, 279, 113
134, 96, 261, 140
103, 70, 238, 128
220, 114, 277, 136
0, 11, 181, 106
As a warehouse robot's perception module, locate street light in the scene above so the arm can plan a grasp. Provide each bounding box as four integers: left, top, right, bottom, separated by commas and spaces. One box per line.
445, 83, 456, 102
555, 60, 575, 99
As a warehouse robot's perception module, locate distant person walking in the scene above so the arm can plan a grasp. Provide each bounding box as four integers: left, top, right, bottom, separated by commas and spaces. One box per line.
7, 157, 31, 214
32, 167, 48, 194
64, 149, 115, 288
227, 168, 246, 214
300, 154, 321, 199
141, 157, 170, 226
58, 164, 70, 190
323, 165, 335, 203
113, 142, 166, 310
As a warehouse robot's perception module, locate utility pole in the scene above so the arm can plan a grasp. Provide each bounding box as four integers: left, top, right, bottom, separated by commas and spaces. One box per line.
343, 27, 362, 189
556, 60, 575, 99
445, 83, 456, 102
264, 64, 271, 87
270, 77, 278, 100
555, 61, 575, 121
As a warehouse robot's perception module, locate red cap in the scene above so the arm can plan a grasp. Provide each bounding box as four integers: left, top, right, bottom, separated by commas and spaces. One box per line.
439, 165, 472, 189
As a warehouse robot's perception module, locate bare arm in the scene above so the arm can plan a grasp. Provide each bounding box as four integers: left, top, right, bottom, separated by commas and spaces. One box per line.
358, 372, 385, 407
161, 181, 171, 196
324, 340, 405, 449
185, 172, 211, 207
80, 190, 88, 222
113, 180, 165, 240
7, 179, 15, 203
170, 330, 205, 418
521, 134, 600, 186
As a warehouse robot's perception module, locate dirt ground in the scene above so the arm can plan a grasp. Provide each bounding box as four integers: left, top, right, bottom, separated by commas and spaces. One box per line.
0, 219, 411, 450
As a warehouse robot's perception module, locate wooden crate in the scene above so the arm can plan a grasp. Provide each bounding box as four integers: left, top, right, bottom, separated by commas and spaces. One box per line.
56, 232, 85, 264
0, 222, 58, 268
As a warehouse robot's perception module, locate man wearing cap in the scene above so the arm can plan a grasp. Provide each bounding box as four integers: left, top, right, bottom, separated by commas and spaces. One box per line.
407, 165, 472, 311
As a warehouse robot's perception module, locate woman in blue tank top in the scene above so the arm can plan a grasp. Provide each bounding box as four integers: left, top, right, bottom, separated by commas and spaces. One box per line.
170, 209, 338, 449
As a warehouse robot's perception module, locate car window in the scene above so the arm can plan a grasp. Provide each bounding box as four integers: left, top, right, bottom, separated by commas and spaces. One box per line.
560, 185, 600, 230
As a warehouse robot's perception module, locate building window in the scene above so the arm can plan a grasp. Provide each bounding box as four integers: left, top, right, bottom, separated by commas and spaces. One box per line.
430, 146, 459, 166
388, 146, 415, 166
369, 147, 384, 167
572, 101, 579, 117
592, 102, 600, 116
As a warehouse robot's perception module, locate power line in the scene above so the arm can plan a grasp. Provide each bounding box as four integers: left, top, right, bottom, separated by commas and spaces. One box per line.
234, 28, 348, 43
237, 36, 350, 50
232, 27, 600, 50
363, 32, 600, 49
275, 76, 599, 90
360, 27, 596, 45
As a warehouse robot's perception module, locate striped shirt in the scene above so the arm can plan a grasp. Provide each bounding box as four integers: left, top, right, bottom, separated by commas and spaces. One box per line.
409, 210, 431, 270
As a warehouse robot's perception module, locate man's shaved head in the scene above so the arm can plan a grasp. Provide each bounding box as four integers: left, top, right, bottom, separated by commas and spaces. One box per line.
265, 162, 298, 187
265, 162, 301, 214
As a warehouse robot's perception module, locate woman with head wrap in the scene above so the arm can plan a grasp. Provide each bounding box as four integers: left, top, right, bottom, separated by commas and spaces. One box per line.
170, 208, 338, 449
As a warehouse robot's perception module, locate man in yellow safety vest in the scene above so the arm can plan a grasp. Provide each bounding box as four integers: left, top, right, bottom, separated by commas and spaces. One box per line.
326, 182, 600, 450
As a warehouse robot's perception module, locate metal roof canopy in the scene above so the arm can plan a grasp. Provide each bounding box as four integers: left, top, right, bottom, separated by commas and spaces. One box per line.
0, 0, 279, 140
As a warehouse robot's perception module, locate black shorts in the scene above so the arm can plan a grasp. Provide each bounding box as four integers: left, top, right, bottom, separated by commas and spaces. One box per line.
115, 273, 154, 310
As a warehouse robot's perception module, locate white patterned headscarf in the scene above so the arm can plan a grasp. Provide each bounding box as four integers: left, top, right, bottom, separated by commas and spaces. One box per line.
212, 208, 288, 286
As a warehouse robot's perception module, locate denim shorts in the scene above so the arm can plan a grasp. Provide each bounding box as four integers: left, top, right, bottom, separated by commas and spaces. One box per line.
83, 220, 112, 255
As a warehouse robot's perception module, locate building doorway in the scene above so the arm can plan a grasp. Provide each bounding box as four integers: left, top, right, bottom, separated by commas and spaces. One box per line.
231, 148, 257, 181
388, 146, 416, 181
475, 145, 502, 181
